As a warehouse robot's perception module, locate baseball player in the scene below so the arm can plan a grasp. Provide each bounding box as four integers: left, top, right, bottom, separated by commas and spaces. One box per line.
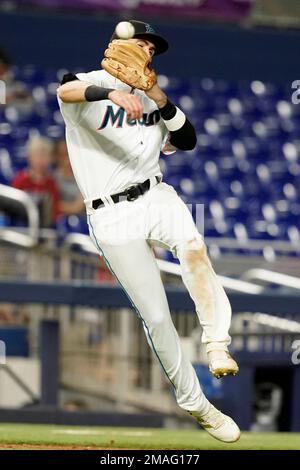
57, 20, 240, 442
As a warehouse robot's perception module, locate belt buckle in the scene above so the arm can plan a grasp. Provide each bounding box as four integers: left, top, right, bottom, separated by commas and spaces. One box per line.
126, 185, 141, 202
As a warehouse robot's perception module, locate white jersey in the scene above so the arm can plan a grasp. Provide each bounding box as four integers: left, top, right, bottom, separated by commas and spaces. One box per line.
58, 69, 171, 203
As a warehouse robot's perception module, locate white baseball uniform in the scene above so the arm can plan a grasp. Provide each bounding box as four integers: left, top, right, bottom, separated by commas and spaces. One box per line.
58, 69, 232, 414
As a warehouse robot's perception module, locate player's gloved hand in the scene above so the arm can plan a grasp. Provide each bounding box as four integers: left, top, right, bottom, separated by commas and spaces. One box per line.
108, 90, 143, 120
101, 40, 157, 91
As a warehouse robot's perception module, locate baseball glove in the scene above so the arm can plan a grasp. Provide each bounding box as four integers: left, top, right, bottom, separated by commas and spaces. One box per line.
101, 40, 157, 91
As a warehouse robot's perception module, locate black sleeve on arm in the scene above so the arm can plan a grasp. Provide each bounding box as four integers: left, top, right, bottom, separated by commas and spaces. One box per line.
159, 100, 177, 120
61, 73, 79, 85
169, 119, 197, 151
159, 99, 197, 151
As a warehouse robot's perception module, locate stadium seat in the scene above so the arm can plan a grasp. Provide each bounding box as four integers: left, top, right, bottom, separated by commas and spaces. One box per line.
1, 69, 299, 250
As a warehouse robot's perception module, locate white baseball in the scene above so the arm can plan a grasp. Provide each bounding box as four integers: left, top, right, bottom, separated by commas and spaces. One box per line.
115, 21, 135, 40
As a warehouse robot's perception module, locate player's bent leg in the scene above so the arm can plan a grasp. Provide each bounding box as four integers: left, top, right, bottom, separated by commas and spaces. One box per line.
88, 214, 210, 413
176, 236, 239, 379
146, 184, 238, 379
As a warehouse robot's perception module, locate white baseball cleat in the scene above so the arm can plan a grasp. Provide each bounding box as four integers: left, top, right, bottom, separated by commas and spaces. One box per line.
208, 350, 239, 379
188, 404, 240, 443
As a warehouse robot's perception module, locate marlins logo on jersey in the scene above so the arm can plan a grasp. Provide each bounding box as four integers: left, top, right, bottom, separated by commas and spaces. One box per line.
98, 106, 161, 130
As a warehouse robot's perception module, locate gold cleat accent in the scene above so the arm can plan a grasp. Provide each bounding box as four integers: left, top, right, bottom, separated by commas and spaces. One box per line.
208, 350, 239, 379
188, 404, 240, 443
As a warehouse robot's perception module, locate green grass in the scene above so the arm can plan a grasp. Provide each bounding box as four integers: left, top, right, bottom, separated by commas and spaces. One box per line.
0, 424, 299, 449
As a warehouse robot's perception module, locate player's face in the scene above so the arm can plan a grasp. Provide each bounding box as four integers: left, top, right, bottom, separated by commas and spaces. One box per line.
128, 38, 155, 61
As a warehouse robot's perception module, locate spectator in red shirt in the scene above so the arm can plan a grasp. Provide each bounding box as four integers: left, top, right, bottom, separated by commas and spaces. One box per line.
12, 136, 59, 227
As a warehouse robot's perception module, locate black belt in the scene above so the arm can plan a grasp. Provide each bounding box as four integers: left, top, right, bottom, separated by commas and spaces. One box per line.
92, 177, 160, 210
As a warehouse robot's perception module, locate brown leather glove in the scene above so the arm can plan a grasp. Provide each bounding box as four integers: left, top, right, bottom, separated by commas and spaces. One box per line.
101, 40, 157, 91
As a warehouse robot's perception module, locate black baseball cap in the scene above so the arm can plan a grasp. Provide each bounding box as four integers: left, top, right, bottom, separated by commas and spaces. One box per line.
111, 20, 169, 56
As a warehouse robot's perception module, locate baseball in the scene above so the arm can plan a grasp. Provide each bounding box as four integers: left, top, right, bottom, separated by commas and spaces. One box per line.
115, 21, 135, 40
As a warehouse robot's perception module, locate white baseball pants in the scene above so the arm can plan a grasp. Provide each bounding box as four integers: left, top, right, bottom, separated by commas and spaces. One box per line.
86, 181, 232, 414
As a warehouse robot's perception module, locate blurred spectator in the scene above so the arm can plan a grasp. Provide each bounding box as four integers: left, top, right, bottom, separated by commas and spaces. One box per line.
12, 136, 59, 227
0, 47, 34, 114
0, 304, 16, 325
53, 138, 84, 216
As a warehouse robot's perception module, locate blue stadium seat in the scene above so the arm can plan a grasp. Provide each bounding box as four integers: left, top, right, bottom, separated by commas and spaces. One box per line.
56, 215, 89, 237
1, 69, 299, 248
